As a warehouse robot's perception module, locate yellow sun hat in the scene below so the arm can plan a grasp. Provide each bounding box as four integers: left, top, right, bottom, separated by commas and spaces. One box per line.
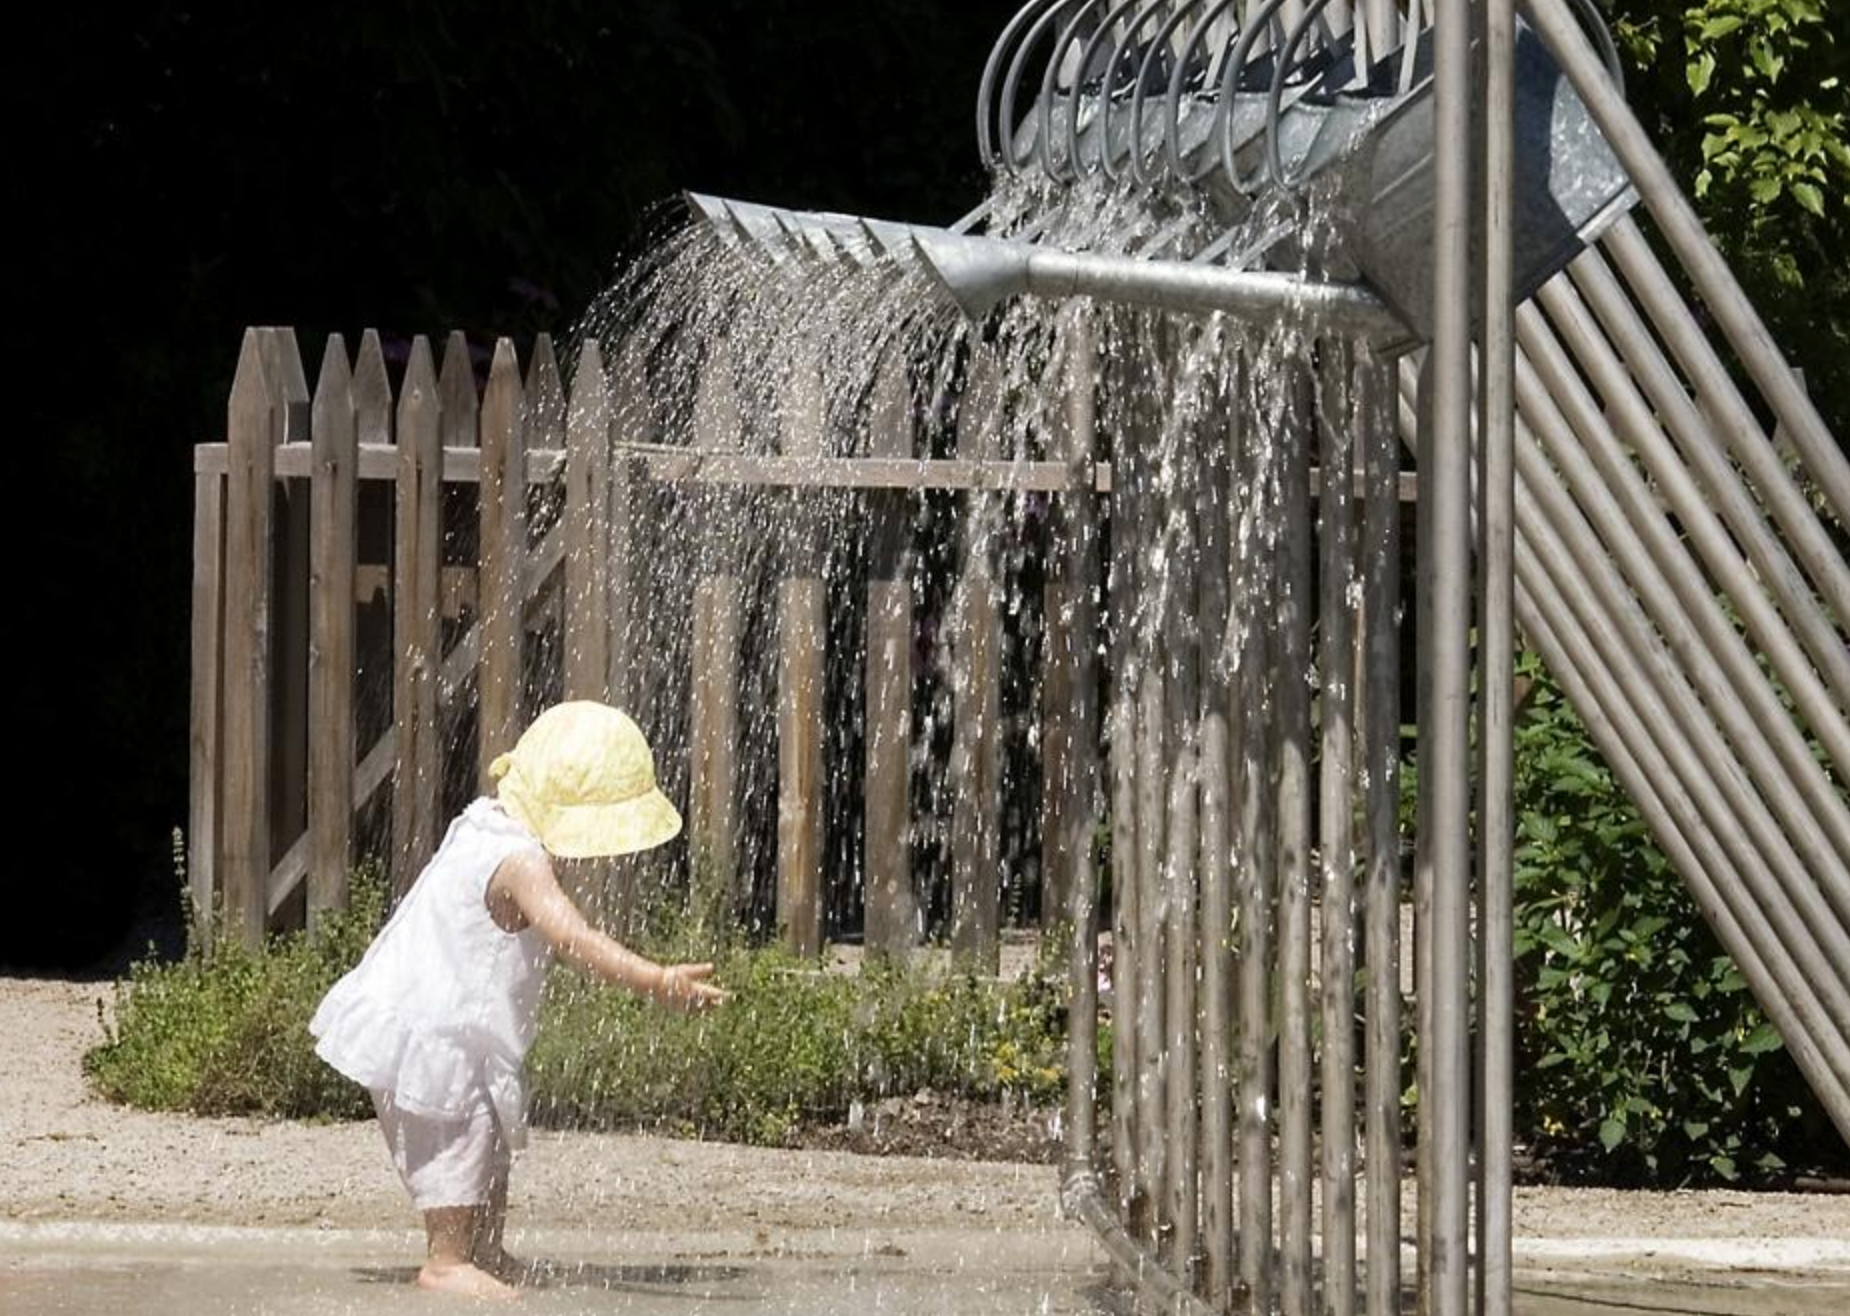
489, 702, 683, 859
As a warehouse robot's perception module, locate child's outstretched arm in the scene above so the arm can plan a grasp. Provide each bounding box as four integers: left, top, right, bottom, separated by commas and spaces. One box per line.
487, 850, 728, 1010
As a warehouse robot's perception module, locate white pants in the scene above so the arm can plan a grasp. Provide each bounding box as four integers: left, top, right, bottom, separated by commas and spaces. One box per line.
371, 1089, 512, 1211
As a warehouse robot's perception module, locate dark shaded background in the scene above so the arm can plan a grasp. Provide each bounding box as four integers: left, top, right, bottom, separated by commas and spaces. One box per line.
11, 1, 1015, 969
11, 4, 1845, 971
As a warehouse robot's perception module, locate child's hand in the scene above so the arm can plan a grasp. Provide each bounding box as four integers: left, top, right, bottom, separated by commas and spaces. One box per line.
655, 962, 729, 1011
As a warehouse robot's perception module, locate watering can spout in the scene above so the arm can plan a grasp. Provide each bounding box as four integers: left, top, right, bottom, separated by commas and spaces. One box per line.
909, 231, 1032, 320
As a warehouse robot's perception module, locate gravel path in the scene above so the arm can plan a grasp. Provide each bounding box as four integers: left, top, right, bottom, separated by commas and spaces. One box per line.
6, 974, 1847, 1253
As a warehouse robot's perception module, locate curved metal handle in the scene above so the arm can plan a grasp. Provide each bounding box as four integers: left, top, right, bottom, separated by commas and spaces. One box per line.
1263, 0, 1337, 193
1217, 0, 1293, 194
978, 0, 1066, 172
1163, 0, 1247, 185
1093, 0, 1176, 184
1036, 0, 1113, 182
1127, 0, 1210, 188
1065, 0, 1162, 182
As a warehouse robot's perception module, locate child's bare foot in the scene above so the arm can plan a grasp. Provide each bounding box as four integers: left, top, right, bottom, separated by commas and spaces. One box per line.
416, 1260, 519, 1300
474, 1248, 533, 1285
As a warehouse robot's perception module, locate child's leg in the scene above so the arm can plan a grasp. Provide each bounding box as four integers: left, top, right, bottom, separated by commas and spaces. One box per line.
372, 1090, 518, 1299
469, 1118, 521, 1279
419, 1207, 516, 1299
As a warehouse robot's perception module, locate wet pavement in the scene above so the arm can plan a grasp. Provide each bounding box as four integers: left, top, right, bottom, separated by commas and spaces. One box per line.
5, 1220, 1846, 1315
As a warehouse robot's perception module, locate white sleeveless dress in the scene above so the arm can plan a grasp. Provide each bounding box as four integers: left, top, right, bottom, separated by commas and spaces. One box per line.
310, 798, 552, 1146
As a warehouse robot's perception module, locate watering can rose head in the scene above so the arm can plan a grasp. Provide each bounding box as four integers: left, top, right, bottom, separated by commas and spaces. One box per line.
489, 701, 683, 859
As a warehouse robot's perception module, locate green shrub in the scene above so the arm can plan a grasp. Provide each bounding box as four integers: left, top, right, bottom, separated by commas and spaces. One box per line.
90, 875, 1073, 1149
86, 864, 386, 1119
1510, 649, 1834, 1182
528, 944, 1070, 1145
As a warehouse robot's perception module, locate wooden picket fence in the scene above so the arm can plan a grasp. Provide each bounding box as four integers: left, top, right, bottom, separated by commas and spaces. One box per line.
189, 325, 1105, 970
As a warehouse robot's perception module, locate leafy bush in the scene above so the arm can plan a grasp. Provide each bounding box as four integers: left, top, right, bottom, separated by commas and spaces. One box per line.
85, 864, 387, 1119
528, 944, 1069, 1145
1510, 650, 1834, 1182
88, 879, 1071, 1148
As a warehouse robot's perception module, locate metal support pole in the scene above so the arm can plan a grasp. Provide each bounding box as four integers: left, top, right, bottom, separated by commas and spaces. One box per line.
1477, 4, 1518, 1315
1109, 322, 1144, 1229
1519, 0, 1850, 521
1599, 218, 1850, 625
1235, 351, 1277, 1314
1359, 352, 1404, 1316
1318, 343, 1360, 1316
1062, 316, 1104, 1198
1514, 305, 1850, 980
1278, 364, 1317, 1316
1198, 340, 1237, 1310
1165, 354, 1203, 1283
1419, 7, 1475, 1308
1507, 359, 1850, 1057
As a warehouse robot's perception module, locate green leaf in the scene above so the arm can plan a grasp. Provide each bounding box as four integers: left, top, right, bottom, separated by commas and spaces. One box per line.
1750, 177, 1784, 203
1791, 181, 1825, 215
1689, 50, 1717, 95
1664, 1001, 1700, 1024
1599, 1116, 1627, 1151
1750, 39, 1785, 82
1709, 1154, 1739, 1180
1682, 1120, 1710, 1140
1698, 15, 1744, 39
1741, 1020, 1785, 1055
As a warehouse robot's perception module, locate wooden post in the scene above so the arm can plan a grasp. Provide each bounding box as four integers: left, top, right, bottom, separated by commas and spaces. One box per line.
189, 456, 226, 948
264, 329, 312, 921
222, 329, 277, 946
393, 337, 443, 895
437, 332, 479, 820
607, 338, 649, 709
564, 340, 612, 701
863, 352, 916, 960
777, 345, 828, 959
479, 339, 527, 786
950, 343, 1004, 974
308, 334, 358, 926
688, 344, 743, 928
439, 331, 482, 594
1041, 319, 1098, 933
525, 334, 567, 707
354, 332, 394, 448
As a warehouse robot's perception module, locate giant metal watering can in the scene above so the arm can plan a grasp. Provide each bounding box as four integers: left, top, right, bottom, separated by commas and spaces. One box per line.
689, 0, 1635, 345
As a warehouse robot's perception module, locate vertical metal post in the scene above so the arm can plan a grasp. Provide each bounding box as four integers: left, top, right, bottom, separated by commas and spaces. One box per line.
1062, 315, 1103, 1197
1136, 631, 1170, 1242
1419, 4, 1476, 1304
1108, 322, 1144, 1232
1234, 350, 1276, 1313
1278, 365, 1317, 1316
1477, 4, 1518, 1316
1359, 353, 1403, 1316
1318, 344, 1359, 1316
1164, 356, 1203, 1283
1198, 342, 1237, 1310
1133, 330, 1170, 1245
